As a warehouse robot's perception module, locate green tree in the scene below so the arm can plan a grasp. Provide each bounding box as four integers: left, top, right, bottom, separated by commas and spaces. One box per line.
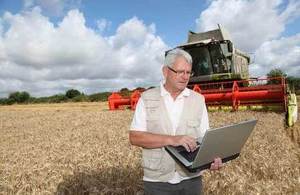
19, 91, 30, 103
287, 76, 300, 93
65, 89, 81, 99
0, 98, 9, 105
266, 68, 287, 84
72, 94, 88, 102
8, 91, 30, 103
120, 88, 131, 97
49, 94, 68, 103
88, 92, 110, 102
8, 92, 20, 103
267, 68, 287, 78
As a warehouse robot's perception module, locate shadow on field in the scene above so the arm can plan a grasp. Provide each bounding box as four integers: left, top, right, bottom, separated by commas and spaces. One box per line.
55, 166, 143, 195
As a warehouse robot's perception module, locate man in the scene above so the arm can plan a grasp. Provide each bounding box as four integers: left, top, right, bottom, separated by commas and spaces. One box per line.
129, 48, 222, 195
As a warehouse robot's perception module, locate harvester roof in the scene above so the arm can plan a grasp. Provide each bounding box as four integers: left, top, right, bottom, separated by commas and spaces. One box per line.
187, 24, 232, 43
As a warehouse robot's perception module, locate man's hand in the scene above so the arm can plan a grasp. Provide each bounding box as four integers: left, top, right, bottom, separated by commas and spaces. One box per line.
210, 157, 223, 170
170, 135, 198, 152
129, 131, 198, 151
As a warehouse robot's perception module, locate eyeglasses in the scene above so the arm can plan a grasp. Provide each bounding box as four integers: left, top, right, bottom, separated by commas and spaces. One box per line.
167, 66, 194, 77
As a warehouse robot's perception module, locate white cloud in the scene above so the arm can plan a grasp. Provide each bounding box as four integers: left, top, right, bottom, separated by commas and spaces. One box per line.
96, 18, 112, 33
196, 0, 300, 52
23, 0, 34, 9
196, 0, 300, 77
23, 0, 82, 16
251, 33, 300, 76
0, 8, 168, 97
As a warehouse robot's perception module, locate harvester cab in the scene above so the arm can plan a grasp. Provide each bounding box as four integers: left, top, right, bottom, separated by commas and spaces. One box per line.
174, 24, 250, 84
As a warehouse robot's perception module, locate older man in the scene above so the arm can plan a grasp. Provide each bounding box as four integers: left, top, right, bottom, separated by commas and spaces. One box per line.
129, 48, 222, 195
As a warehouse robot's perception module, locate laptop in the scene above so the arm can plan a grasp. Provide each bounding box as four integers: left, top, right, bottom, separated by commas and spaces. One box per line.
165, 119, 257, 172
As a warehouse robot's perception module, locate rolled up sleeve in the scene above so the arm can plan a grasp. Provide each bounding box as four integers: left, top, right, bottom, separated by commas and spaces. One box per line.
130, 98, 147, 132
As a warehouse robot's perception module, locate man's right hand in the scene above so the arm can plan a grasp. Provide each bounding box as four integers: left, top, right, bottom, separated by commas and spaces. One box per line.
170, 135, 198, 152
129, 131, 198, 151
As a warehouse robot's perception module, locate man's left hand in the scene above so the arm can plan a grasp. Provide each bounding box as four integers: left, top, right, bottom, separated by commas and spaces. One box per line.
210, 157, 223, 170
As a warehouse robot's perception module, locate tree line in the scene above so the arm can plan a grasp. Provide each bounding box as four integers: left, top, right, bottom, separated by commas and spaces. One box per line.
0, 87, 145, 105
0, 89, 111, 105
267, 69, 300, 93
0, 69, 299, 105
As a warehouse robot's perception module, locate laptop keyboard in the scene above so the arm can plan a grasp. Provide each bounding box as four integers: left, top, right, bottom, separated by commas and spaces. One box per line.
175, 141, 201, 162
179, 147, 200, 162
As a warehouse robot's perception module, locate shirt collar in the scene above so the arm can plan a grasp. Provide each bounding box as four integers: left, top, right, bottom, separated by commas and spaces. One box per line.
160, 81, 190, 98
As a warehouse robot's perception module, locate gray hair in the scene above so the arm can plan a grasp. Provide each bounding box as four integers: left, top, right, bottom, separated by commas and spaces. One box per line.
164, 48, 192, 67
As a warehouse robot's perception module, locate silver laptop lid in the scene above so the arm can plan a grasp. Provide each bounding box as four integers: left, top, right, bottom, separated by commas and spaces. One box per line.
192, 119, 257, 168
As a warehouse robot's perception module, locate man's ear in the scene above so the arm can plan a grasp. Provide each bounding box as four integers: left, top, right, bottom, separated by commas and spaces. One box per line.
162, 66, 168, 78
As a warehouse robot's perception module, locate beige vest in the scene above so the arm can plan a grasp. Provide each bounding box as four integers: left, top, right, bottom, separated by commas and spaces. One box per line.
141, 87, 206, 182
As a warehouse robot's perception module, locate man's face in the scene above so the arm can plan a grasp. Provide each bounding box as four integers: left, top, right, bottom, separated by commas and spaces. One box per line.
163, 56, 192, 92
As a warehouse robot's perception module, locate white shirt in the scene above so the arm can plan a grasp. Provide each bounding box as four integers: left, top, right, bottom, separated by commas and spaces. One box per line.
130, 83, 209, 184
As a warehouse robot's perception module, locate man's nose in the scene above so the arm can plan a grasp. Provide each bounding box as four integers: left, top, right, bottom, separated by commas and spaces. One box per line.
182, 72, 190, 79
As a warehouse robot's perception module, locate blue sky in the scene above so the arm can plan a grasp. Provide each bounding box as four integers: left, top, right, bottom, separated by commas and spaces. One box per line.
0, 0, 211, 46
80, 0, 210, 47
0, 0, 299, 97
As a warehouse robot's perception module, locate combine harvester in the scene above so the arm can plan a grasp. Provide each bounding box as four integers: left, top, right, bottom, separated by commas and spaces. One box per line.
108, 25, 298, 126
108, 90, 141, 110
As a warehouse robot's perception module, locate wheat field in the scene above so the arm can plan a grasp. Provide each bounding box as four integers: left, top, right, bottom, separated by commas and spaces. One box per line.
0, 102, 299, 195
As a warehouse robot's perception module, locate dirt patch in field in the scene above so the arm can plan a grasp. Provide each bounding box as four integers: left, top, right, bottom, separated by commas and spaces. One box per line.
0, 102, 299, 195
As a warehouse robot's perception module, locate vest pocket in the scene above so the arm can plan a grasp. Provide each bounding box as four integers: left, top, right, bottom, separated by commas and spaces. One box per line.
142, 148, 163, 171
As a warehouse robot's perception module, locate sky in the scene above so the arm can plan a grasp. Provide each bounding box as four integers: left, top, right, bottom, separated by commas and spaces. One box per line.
0, 0, 299, 97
